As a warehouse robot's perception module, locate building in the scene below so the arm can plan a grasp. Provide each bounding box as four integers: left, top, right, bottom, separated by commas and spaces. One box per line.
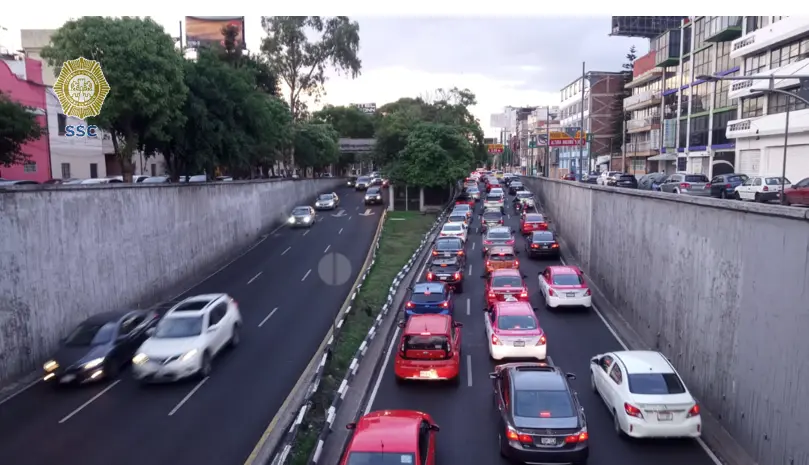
20, 29, 58, 86
526, 107, 561, 176
558, 70, 628, 176
619, 48, 665, 172
0, 56, 51, 182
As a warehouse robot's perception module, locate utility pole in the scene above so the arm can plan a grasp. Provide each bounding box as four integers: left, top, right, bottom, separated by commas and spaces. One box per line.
621, 116, 627, 172
545, 107, 551, 176
578, 61, 586, 180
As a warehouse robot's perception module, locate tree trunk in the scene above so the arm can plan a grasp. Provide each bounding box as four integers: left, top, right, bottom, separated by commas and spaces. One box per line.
288, 86, 297, 173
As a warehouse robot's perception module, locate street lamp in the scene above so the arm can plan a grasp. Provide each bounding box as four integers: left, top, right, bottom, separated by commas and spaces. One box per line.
697, 73, 809, 204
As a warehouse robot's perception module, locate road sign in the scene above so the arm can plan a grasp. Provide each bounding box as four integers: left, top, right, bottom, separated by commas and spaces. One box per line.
549, 130, 589, 147
487, 144, 504, 154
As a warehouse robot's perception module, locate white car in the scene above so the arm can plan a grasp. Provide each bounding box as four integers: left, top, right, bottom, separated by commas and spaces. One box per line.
489, 187, 505, 197
131, 294, 242, 383
446, 213, 469, 229
439, 223, 467, 242
485, 300, 546, 361
483, 193, 504, 211
538, 265, 592, 309
589, 350, 701, 439
733, 175, 791, 202
597, 171, 622, 186
452, 204, 473, 219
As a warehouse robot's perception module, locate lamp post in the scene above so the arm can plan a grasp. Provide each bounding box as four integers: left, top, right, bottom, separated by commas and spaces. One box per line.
697, 73, 809, 204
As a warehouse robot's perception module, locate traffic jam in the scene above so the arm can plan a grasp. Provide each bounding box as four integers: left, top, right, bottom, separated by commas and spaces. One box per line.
338, 170, 715, 465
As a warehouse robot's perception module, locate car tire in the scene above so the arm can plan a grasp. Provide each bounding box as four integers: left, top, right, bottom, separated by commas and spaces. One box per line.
199, 352, 212, 379
673, 188, 680, 194
734, 191, 742, 200
229, 324, 241, 348
754, 193, 762, 203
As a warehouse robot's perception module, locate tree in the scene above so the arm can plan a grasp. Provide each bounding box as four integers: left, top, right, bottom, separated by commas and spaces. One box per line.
260, 16, 362, 168
623, 45, 637, 71
293, 122, 339, 172
41, 17, 188, 180
312, 105, 374, 138
391, 122, 474, 188
0, 91, 45, 167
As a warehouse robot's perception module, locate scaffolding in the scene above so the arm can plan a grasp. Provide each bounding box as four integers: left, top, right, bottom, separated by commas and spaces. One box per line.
610, 17, 687, 38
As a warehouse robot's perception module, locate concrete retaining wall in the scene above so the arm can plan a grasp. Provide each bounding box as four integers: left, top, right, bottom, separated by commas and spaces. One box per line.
0, 179, 342, 383
522, 176, 809, 465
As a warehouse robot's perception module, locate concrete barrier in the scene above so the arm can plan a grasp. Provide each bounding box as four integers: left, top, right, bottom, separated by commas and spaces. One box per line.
0, 178, 342, 384
522, 176, 809, 465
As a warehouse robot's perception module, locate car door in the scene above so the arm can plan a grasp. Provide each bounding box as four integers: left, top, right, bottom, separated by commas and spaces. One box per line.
798, 178, 809, 204
538, 269, 551, 297
737, 176, 752, 199
593, 354, 614, 399
710, 176, 722, 197
205, 306, 224, 354
605, 361, 626, 411
121, 312, 149, 354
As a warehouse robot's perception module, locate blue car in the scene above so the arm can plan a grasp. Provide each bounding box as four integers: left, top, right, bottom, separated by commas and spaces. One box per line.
404, 282, 454, 319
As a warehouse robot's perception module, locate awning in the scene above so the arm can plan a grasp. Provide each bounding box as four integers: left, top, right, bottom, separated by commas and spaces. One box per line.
647, 154, 677, 161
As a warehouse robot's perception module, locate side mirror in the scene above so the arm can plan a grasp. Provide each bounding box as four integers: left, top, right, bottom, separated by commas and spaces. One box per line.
453, 322, 464, 328
590, 356, 599, 364
397, 321, 406, 329
566, 373, 577, 380
522, 274, 528, 279
430, 424, 440, 432
483, 307, 491, 312
146, 328, 156, 336
480, 274, 487, 279
346, 423, 357, 430
489, 372, 498, 379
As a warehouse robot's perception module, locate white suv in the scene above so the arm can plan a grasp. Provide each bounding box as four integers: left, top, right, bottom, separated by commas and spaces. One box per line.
132, 294, 242, 383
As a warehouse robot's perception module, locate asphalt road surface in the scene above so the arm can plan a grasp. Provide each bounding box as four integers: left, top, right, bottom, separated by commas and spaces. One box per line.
0, 186, 384, 465
365, 188, 720, 465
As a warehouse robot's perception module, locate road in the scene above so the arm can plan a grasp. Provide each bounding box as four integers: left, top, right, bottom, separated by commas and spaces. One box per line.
365, 188, 720, 465
0, 186, 384, 465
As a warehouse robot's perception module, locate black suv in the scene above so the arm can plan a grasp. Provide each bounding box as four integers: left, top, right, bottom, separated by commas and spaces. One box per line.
490, 363, 589, 465
430, 237, 466, 265
425, 256, 464, 293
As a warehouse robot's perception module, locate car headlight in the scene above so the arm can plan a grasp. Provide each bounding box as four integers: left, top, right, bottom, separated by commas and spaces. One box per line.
303, 215, 312, 222
180, 349, 198, 361
132, 353, 149, 365
83, 358, 104, 370
43, 360, 59, 372
288, 217, 296, 224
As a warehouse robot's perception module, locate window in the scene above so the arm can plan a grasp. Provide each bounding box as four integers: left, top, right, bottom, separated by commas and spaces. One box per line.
61, 163, 71, 179
628, 373, 686, 395
744, 52, 767, 76
705, 17, 742, 41
90, 163, 98, 178
688, 115, 709, 147
681, 56, 691, 85
653, 31, 671, 65
746, 16, 769, 33
57, 114, 67, 135
497, 315, 537, 330
64, 322, 116, 347
23, 162, 37, 173
631, 159, 646, 172
346, 453, 415, 465
599, 355, 614, 372
551, 274, 582, 286
767, 89, 809, 115
712, 110, 737, 145
609, 364, 624, 384
741, 95, 765, 118
150, 163, 157, 176
714, 71, 739, 109
682, 25, 692, 55
693, 17, 706, 50
514, 390, 575, 418
715, 41, 740, 73
769, 38, 809, 69
691, 82, 710, 113
678, 118, 688, 147
693, 48, 712, 78
772, 16, 787, 23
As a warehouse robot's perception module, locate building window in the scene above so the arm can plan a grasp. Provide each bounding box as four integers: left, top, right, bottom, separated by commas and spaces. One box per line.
654, 32, 670, 62
714, 71, 739, 109
23, 162, 37, 173
746, 16, 769, 33
151, 163, 157, 176
680, 93, 690, 116
57, 114, 67, 136
694, 17, 706, 50
741, 95, 765, 118
90, 163, 98, 178
715, 41, 740, 73
767, 88, 809, 115
693, 48, 712, 79
712, 110, 737, 145
682, 25, 692, 55
770, 37, 809, 70
744, 52, 767, 75
772, 16, 787, 23
688, 115, 709, 147
678, 118, 688, 147
691, 82, 710, 113
664, 93, 679, 118
681, 56, 692, 86
61, 163, 71, 178
665, 66, 679, 90
631, 159, 646, 172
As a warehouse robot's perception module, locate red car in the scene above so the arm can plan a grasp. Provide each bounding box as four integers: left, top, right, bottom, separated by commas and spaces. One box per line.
783, 177, 809, 206
520, 212, 549, 235
484, 269, 529, 309
562, 173, 576, 181
486, 182, 501, 193
455, 192, 475, 207
342, 410, 439, 465
394, 314, 462, 383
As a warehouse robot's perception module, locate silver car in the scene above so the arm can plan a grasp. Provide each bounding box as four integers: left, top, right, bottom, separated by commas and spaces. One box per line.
288, 206, 316, 227
659, 173, 711, 196
315, 192, 339, 210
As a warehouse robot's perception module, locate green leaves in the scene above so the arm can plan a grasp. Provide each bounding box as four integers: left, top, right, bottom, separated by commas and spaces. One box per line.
0, 92, 46, 167
293, 122, 339, 170
312, 105, 374, 138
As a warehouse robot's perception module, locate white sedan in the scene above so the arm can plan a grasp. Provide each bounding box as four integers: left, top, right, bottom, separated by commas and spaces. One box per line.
590, 350, 702, 439
439, 223, 467, 243
538, 266, 592, 309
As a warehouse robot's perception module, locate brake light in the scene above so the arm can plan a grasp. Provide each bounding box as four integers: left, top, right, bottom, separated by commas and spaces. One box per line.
432, 250, 438, 256
514, 260, 520, 267
488, 291, 495, 298
506, 239, 515, 245
499, 219, 504, 224
539, 411, 551, 418
548, 288, 555, 296
564, 430, 589, 443
519, 289, 528, 298
426, 272, 434, 281
406, 301, 414, 309
440, 301, 449, 308
538, 334, 546, 345
491, 333, 502, 345
453, 272, 460, 280
539, 223, 547, 229
762, 185, 769, 191
704, 183, 711, 189
505, 427, 531, 443
679, 182, 691, 189
486, 261, 491, 268
531, 244, 539, 248
624, 403, 643, 418
551, 243, 559, 249
457, 250, 464, 255
725, 183, 731, 188
687, 404, 700, 418
584, 288, 591, 296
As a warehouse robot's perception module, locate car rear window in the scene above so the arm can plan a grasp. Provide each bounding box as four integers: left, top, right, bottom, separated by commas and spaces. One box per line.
483, 212, 502, 220
516, 192, 533, 198
551, 274, 582, 286
404, 335, 449, 351
498, 315, 537, 330
727, 175, 743, 183
532, 231, 554, 241
684, 175, 709, 182
765, 177, 790, 185
443, 224, 463, 232
627, 373, 686, 395
619, 175, 635, 180
410, 292, 446, 303
487, 232, 511, 240
486, 194, 501, 201
491, 276, 522, 286
489, 253, 516, 262
525, 214, 544, 223
347, 452, 416, 465
434, 239, 462, 251
514, 390, 575, 418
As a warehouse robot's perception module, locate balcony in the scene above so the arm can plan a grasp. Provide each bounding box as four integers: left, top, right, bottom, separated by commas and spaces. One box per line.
704, 16, 742, 43
728, 58, 809, 100
622, 140, 660, 156
654, 29, 681, 68
731, 16, 809, 59
627, 116, 661, 133
624, 90, 662, 111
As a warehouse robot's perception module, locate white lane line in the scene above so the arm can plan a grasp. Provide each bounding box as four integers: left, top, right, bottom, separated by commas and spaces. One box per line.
557, 257, 722, 465
247, 272, 262, 285
324, 244, 331, 253
281, 246, 291, 256
58, 380, 120, 423
468, 264, 472, 275
546, 355, 554, 366
466, 298, 470, 316
356, 206, 359, 210
0, 377, 40, 407
258, 307, 279, 327
303, 230, 309, 237
471, 242, 475, 250
366, 326, 400, 415
339, 228, 344, 235
348, 216, 352, 221
466, 355, 473, 387
301, 269, 312, 282
168, 377, 208, 416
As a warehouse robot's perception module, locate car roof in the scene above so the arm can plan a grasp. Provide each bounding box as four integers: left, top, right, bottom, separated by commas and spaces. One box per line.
84, 310, 130, 324
549, 265, 580, 275
494, 301, 533, 316
489, 245, 515, 254
524, 213, 544, 221
488, 227, 511, 234
613, 350, 673, 374
404, 314, 451, 335
491, 268, 521, 277
442, 223, 463, 228
434, 236, 462, 244
412, 282, 446, 294
352, 411, 422, 451
510, 365, 568, 391
168, 294, 225, 314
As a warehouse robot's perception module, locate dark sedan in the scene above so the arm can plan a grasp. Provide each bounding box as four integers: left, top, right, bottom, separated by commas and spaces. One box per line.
710, 173, 748, 199
525, 231, 560, 259
607, 173, 638, 188
42, 310, 158, 385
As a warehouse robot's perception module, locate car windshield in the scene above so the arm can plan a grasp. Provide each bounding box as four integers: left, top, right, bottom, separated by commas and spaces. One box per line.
532, 231, 554, 241
619, 175, 635, 180
454, 204, 470, 210
684, 175, 709, 182
628, 373, 686, 395
498, 315, 537, 330
483, 212, 502, 221
443, 224, 462, 232
765, 177, 790, 185
64, 322, 116, 347
525, 214, 544, 223
467, 187, 479, 192
552, 274, 582, 286
514, 390, 575, 418
153, 316, 203, 338
367, 188, 380, 194
435, 239, 462, 250
142, 177, 167, 183
347, 452, 416, 465
318, 194, 333, 200
491, 276, 522, 287
292, 207, 310, 215
487, 232, 511, 240
516, 192, 532, 198
410, 292, 445, 303
357, 177, 370, 183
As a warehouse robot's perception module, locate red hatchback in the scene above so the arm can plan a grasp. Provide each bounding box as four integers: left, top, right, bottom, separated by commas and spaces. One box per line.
394, 314, 462, 383
342, 410, 439, 465
484, 269, 529, 309
520, 213, 548, 235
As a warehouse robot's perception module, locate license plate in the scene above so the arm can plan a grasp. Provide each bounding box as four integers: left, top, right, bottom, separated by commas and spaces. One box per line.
541, 244, 549, 249
540, 437, 555, 445
504, 294, 514, 299
657, 411, 673, 421
439, 276, 448, 281
443, 253, 451, 257
420, 370, 437, 379
513, 340, 525, 347
60, 374, 76, 383
566, 292, 576, 297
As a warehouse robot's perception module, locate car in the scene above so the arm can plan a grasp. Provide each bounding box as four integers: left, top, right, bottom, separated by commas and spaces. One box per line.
525, 231, 560, 258
439, 222, 467, 242
607, 173, 638, 188
490, 363, 589, 464
589, 350, 701, 439
508, 181, 524, 195
431, 237, 466, 264
346, 176, 357, 187
709, 173, 748, 199
455, 192, 475, 208
486, 182, 501, 193
538, 266, 592, 309
404, 282, 454, 319
484, 193, 505, 212
482, 226, 515, 255
287, 206, 316, 227
520, 213, 548, 235
370, 177, 383, 187
42, 310, 159, 385
489, 187, 505, 198
480, 209, 504, 233
659, 173, 711, 196
426, 256, 465, 292
382, 178, 390, 188
466, 185, 481, 200
513, 190, 535, 210
446, 212, 469, 229
484, 269, 529, 308
483, 245, 520, 275
637, 172, 668, 191
485, 301, 546, 361
597, 171, 622, 186
733, 175, 792, 202
355, 176, 372, 190
315, 192, 340, 210
495, 170, 504, 180
131, 294, 242, 383
341, 410, 439, 465
394, 314, 463, 384
452, 203, 473, 219
562, 172, 577, 181
364, 186, 384, 205
783, 177, 809, 206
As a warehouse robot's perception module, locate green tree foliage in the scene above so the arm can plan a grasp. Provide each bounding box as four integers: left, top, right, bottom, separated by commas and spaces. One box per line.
41, 16, 187, 179
312, 105, 374, 138
293, 122, 339, 172
391, 122, 473, 188
0, 91, 46, 167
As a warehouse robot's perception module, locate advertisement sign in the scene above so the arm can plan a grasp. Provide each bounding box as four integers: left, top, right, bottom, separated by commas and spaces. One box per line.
339, 138, 375, 153
487, 144, 504, 154
185, 16, 245, 48
350, 103, 377, 114
549, 129, 588, 147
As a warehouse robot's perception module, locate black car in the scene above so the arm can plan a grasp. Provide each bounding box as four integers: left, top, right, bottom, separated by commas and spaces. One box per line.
431, 237, 465, 264
607, 173, 638, 188
490, 363, 589, 465
42, 310, 158, 385
508, 181, 525, 195
355, 176, 371, 190
426, 256, 464, 293
346, 176, 358, 187
525, 231, 560, 259
364, 187, 384, 205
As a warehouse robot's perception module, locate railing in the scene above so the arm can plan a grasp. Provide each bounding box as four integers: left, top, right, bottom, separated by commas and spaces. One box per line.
624, 90, 662, 109
627, 116, 661, 131
622, 140, 660, 153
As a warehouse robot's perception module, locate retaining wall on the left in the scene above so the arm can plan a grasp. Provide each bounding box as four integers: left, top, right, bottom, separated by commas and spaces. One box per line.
0, 179, 342, 384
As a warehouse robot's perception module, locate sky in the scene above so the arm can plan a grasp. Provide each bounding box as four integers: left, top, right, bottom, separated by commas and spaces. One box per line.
1, 15, 644, 137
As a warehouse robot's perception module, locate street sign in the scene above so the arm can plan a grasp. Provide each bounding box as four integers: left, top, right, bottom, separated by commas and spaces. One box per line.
487, 144, 504, 154
549, 130, 589, 147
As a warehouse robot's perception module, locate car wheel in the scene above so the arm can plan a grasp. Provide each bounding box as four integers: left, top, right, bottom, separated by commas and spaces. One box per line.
754, 193, 762, 203
590, 372, 597, 393
613, 409, 627, 438
229, 324, 241, 348
720, 189, 727, 199
734, 191, 741, 200
673, 188, 680, 194
199, 352, 212, 378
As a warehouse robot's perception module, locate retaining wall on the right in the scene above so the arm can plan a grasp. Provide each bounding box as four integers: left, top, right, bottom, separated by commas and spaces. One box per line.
522, 176, 809, 465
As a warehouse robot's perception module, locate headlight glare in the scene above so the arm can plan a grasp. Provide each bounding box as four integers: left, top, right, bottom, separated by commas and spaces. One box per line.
83, 358, 105, 370
132, 353, 149, 365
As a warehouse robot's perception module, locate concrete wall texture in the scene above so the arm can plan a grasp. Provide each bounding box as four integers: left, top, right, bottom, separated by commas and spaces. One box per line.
0, 178, 341, 383
522, 176, 809, 465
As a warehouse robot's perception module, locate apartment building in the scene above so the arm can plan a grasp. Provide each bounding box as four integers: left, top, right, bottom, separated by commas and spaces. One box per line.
526, 107, 561, 176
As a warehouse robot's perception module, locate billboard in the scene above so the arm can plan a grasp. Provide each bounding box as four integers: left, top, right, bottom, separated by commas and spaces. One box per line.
487, 144, 504, 154
351, 103, 377, 114
339, 138, 375, 153
549, 128, 588, 147
185, 16, 245, 48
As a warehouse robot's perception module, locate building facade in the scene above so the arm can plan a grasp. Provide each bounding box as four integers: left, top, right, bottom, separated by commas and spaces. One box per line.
46, 88, 107, 179
20, 29, 58, 86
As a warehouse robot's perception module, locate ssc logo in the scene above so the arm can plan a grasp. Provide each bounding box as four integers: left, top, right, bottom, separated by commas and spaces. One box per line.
53, 57, 111, 119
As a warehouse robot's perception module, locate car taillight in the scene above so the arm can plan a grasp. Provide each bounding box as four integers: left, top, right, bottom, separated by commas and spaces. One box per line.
704, 183, 711, 189
426, 272, 434, 281
514, 260, 520, 267
551, 243, 559, 249
432, 250, 438, 256
762, 185, 769, 191
519, 289, 528, 298
584, 288, 591, 296
564, 430, 588, 443
406, 301, 414, 309
491, 333, 502, 345
499, 219, 504, 224
488, 291, 495, 298
725, 183, 731, 188
679, 182, 691, 189
538, 335, 546, 345
457, 250, 464, 256
453, 272, 460, 279
440, 301, 449, 308
531, 244, 539, 248
548, 288, 555, 296
624, 402, 643, 418
506, 239, 515, 245
486, 261, 491, 268
687, 404, 700, 417
539, 223, 547, 229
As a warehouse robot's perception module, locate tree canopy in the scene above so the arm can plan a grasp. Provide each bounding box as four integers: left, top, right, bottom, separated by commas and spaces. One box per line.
0, 91, 46, 167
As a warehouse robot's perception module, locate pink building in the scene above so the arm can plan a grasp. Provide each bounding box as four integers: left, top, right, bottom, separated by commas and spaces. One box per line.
0, 57, 51, 182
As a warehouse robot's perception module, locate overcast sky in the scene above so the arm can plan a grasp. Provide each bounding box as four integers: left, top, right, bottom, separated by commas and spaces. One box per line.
1, 15, 644, 137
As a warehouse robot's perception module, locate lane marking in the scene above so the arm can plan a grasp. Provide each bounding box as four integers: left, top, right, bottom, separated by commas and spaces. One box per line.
466, 298, 470, 316
348, 216, 352, 221
301, 269, 311, 282
366, 326, 400, 414
281, 246, 291, 256
547, 355, 554, 366
58, 380, 120, 423
168, 377, 208, 416
356, 206, 359, 210
468, 264, 472, 275
258, 307, 279, 327
466, 355, 473, 387
324, 244, 331, 253
471, 242, 475, 250
0, 377, 40, 407
303, 230, 309, 237
247, 272, 262, 285
339, 228, 344, 235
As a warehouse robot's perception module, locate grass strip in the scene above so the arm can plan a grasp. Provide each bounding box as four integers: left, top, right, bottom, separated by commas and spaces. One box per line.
289, 211, 437, 465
